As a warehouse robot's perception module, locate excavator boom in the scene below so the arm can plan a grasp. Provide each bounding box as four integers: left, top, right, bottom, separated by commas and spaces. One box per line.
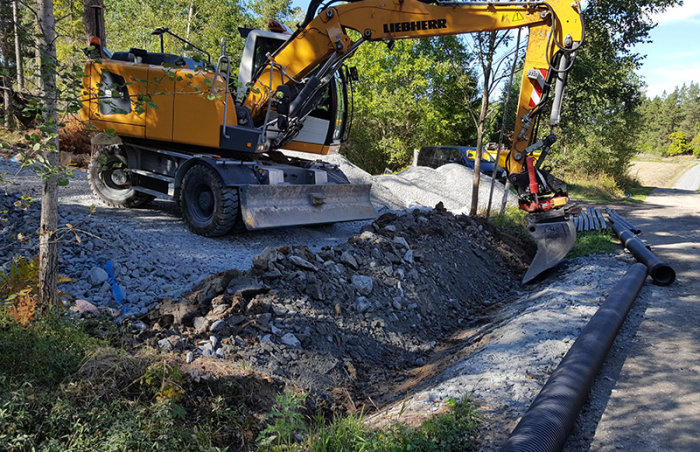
244, 0, 584, 282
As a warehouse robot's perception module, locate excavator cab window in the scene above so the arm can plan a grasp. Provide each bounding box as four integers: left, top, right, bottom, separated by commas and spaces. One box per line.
98, 71, 131, 115
252, 36, 286, 80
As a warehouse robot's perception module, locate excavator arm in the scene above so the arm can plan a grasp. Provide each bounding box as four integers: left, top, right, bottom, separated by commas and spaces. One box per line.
244, 0, 584, 282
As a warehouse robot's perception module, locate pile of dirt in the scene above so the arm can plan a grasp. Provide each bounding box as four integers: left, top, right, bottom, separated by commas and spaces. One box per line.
140, 207, 533, 408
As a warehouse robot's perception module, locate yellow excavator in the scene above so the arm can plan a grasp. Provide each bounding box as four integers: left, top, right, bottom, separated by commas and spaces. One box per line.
81, 0, 584, 283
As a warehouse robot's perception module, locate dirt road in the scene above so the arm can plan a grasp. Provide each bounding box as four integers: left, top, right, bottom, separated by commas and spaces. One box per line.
565, 187, 700, 451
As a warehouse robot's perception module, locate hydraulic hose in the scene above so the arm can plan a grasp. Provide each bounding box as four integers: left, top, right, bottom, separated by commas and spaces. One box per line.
611, 222, 675, 286
502, 263, 648, 452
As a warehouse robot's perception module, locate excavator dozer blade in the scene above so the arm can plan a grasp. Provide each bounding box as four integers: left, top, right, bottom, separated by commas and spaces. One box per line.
522, 218, 576, 284
239, 183, 376, 230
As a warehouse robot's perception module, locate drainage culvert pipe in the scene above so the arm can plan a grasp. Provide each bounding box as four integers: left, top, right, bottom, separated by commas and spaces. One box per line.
501, 263, 648, 452
611, 221, 676, 286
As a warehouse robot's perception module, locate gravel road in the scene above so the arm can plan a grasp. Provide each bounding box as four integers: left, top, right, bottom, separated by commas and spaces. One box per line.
673, 162, 700, 190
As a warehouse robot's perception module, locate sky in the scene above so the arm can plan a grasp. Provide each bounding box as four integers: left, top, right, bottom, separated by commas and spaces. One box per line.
289, 1, 700, 99
634, 2, 700, 98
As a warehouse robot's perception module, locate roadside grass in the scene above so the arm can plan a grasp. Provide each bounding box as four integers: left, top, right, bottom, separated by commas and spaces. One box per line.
567, 230, 618, 258
258, 393, 480, 452
0, 308, 483, 451
628, 154, 698, 188
490, 207, 532, 244
564, 171, 653, 204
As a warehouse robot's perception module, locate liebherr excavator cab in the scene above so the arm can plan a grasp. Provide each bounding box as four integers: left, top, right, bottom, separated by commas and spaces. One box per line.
81, 24, 374, 235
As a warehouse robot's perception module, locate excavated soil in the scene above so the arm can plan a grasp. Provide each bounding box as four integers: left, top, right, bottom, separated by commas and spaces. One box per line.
141, 207, 535, 410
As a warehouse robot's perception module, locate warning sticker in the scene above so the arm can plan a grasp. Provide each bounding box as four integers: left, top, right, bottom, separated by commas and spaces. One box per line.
512, 11, 524, 22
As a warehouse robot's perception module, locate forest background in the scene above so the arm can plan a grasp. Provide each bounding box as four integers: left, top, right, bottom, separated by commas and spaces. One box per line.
1, 0, 698, 188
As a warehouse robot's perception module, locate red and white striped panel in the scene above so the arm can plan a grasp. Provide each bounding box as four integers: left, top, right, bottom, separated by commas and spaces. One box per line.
527, 68, 548, 107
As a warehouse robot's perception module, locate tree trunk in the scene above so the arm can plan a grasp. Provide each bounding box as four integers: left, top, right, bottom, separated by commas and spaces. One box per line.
83, 0, 105, 55
469, 32, 496, 216
12, 0, 23, 92
0, 0, 15, 128
36, 0, 60, 312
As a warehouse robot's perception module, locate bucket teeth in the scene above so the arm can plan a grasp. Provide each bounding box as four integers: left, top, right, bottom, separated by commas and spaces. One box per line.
522, 217, 576, 284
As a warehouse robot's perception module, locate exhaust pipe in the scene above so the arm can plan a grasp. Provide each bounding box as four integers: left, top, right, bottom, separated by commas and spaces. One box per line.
611, 221, 675, 286
502, 263, 648, 452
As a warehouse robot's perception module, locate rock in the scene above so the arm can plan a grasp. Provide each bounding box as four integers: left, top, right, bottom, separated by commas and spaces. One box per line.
131, 320, 148, 331
359, 231, 377, 241
281, 333, 301, 348
403, 249, 414, 263
385, 225, 396, 232
289, 255, 318, 271
70, 299, 100, 315
200, 342, 214, 357
246, 297, 270, 315
210, 335, 219, 349
351, 275, 373, 296
158, 338, 173, 351
186, 351, 194, 363
392, 298, 402, 310
355, 296, 371, 313
393, 236, 409, 248
89, 267, 109, 286
210, 319, 225, 332
340, 251, 358, 270
155, 298, 200, 328
193, 316, 210, 334
215, 347, 225, 358
253, 247, 279, 270
226, 277, 266, 298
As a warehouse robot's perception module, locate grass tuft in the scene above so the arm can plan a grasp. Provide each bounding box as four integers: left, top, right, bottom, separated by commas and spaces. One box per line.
568, 230, 618, 258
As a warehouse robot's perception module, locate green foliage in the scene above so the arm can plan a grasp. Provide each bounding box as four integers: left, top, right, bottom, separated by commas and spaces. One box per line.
568, 230, 618, 258
139, 362, 186, 404
307, 398, 480, 451
103, 0, 297, 69
666, 131, 693, 156
258, 390, 308, 449
636, 83, 700, 155
0, 314, 101, 386
553, 0, 681, 185
342, 37, 478, 174
692, 131, 700, 157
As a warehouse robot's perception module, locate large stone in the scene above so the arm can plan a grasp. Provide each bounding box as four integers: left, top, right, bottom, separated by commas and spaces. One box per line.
89, 267, 109, 286
340, 251, 358, 270
289, 255, 318, 272
253, 247, 279, 270
355, 296, 371, 313
281, 333, 301, 348
351, 275, 373, 296
226, 277, 266, 298
193, 316, 210, 334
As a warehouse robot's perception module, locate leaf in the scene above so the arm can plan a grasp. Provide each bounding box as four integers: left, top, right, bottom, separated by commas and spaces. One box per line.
58, 177, 69, 187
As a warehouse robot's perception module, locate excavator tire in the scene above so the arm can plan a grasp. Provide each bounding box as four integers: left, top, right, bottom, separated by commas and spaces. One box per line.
88, 145, 155, 208
180, 163, 240, 237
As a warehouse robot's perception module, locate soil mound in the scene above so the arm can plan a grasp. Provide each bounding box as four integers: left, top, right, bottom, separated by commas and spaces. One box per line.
146, 207, 531, 406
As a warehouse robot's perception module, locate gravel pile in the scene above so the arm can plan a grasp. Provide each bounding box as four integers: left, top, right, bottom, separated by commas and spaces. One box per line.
0, 159, 365, 317
284, 151, 517, 212
143, 208, 529, 397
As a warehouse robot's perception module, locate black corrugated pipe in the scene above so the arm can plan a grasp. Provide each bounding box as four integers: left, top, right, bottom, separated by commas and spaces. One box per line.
611, 221, 676, 286
501, 263, 648, 452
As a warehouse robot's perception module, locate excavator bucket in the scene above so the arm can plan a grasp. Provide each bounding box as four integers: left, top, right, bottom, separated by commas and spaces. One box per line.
522, 217, 576, 284
239, 183, 376, 230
